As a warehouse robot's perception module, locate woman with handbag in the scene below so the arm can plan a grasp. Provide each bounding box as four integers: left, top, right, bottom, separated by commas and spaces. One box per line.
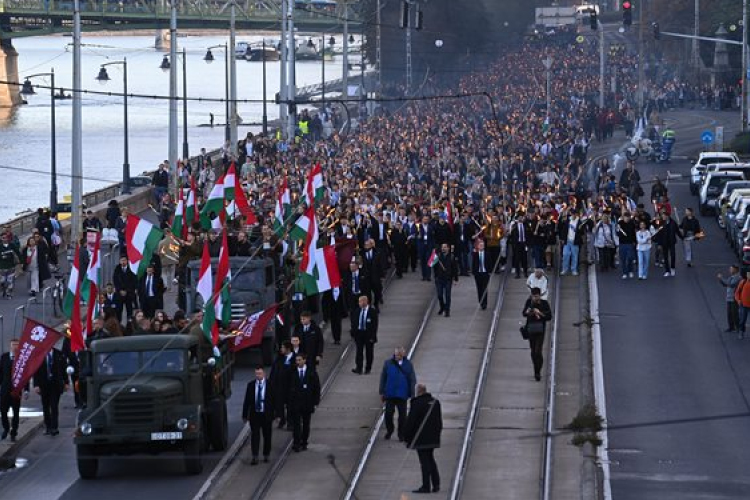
521, 287, 553, 381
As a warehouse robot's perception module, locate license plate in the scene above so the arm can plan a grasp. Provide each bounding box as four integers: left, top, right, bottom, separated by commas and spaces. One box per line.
151, 432, 183, 441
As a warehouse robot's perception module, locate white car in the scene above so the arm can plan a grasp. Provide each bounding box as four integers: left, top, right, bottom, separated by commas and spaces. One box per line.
700, 171, 745, 215
690, 152, 741, 195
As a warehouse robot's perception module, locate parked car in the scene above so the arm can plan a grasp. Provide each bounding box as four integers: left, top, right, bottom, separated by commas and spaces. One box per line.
728, 198, 750, 251
717, 182, 750, 228
700, 171, 746, 215
690, 152, 741, 195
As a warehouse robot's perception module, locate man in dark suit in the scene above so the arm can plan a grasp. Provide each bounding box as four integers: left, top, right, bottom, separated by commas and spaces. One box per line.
0, 339, 29, 441
288, 353, 321, 452
138, 264, 164, 318
269, 341, 294, 429
34, 346, 68, 436
416, 215, 435, 281
404, 383, 443, 494
352, 295, 379, 374
403, 214, 418, 273
509, 216, 530, 279
472, 239, 491, 310
113, 255, 138, 322
292, 311, 324, 368
433, 243, 459, 317
101, 282, 120, 321
361, 239, 383, 310
343, 260, 371, 337
321, 286, 346, 345
390, 221, 408, 279
242, 366, 275, 465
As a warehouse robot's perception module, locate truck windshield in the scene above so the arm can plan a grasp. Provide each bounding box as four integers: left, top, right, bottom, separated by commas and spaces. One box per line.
96, 350, 185, 376
143, 350, 185, 373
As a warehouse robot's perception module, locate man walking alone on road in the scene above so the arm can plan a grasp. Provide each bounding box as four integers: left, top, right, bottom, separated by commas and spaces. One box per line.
522, 287, 553, 381
404, 383, 443, 494
379, 347, 417, 442
433, 243, 459, 317
472, 239, 491, 310
242, 366, 274, 465
718, 265, 742, 334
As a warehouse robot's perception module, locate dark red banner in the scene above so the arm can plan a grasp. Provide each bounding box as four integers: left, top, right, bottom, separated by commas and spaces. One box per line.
229, 304, 278, 353
12, 319, 64, 397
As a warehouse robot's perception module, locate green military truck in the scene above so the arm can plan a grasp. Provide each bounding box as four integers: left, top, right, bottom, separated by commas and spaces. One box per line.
186, 256, 277, 365
73, 334, 232, 479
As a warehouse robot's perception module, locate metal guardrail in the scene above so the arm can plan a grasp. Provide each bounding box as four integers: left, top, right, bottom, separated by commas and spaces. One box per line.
41, 286, 51, 325
13, 304, 25, 338
0, 315, 4, 355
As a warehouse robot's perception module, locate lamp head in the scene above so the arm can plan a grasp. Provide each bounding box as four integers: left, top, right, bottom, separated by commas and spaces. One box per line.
20, 78, 35, 95
160, 55, 171, 72
204, 49, 214, 63
95, 67, 110, 84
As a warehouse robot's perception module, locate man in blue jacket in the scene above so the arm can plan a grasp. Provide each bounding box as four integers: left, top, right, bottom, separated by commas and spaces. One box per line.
379, 346, 417, 441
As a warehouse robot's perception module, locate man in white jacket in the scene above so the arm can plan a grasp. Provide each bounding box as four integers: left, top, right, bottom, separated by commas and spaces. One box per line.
526, 268, 549, 300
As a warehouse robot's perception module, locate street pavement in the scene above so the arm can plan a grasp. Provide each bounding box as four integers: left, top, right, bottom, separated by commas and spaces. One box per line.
599, 109, 750, 499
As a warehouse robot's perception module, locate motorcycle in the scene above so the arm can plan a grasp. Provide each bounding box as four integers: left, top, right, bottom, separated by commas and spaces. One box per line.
624, 136, 657, 162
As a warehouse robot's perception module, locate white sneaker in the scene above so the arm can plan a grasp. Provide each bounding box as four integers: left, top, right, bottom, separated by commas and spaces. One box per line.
670, 270, 676, 276
622, 274, 628, 280
628, 272, 634, 278
572, 271, 579, 276
663, 271, 670, 277
560, 271, 568, 276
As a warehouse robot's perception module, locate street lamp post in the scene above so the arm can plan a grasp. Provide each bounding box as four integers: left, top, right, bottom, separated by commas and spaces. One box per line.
20, 70, 57, 212
96, 58, 131, 194
160, 51, 188, 170
542, 56, 553, 116
262, 39, 268, 135
204, 44, 231, 143
323, 36, 335, 110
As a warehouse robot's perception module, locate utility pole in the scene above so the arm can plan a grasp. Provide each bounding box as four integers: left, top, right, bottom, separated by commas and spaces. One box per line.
169, 2, 178, 189
342, 1, 349, 100
742, 0, 748, 131
229, 3, 238, 156
286, 0, 296, 141
280, 0, 288, 137
693, 0, 700, 70
599, 19, 605, 108
71, 0, 82, 245
637, 0, 645, 114
405, 1, 412, 94
181, 47, 188, 161
376, 0, 381, 91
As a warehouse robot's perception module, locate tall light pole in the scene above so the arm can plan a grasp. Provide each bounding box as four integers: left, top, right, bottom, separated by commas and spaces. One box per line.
286, 0, 296, 141
637, 0, 645, 113
742, 0, 748, 131
168, 1, 178, 190
405, 0, 412, 94
599, 19, 605, 109
280, 0, 288, 137
342, 1, 349, 99
376, 0, 381, 91
72, 0, 82, 245
693, 0, 700, 70
204, 44, 231, 143
323, 35, 335, 110
96, 59, 131, 194
543, 55, 553, 116
161, 52, 188, 169
20, 70, 57, 211
262, 39, 268, 135
229, 2, 238, 156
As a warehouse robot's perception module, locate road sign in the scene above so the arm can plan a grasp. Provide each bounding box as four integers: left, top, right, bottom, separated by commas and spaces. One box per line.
701, 130, 714, 144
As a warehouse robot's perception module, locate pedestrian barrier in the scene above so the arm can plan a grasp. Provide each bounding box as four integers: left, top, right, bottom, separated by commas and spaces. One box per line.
41, 286, 52, 325
0, 315, 4, 354
13, 304, 25, 337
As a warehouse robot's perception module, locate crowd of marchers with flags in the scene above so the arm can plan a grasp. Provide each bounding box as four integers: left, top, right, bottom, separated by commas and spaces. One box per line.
1, 25, 699, 448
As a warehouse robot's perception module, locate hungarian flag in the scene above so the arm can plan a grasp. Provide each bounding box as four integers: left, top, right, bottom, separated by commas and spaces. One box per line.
289, 205, 315, 242
229, 304, 278, 353
224, 163, 236, 201
300, 246, 342, 296
226, 172, 257, 224
214, 231, 232, 327
197, 241, 218, 346
303, 163, 325, 207
200, 174, 225, 229
427, 249, 439, 268
186, 176, 199, 230
126, 214, 164, 278
299, 204, 319, 276
62, 243, 82, 319
274, 177, 291, 236
83, 234, 101, 339
11, 319, 65, 396
172, 186, 186, 239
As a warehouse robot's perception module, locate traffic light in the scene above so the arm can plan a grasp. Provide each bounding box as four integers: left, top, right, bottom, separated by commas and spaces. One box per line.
622, 1, 632, 27
652, 22, 660, 39
590, 9, 598, 30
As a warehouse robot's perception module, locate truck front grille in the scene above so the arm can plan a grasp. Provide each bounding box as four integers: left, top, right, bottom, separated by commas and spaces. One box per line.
111, 393, 155, 427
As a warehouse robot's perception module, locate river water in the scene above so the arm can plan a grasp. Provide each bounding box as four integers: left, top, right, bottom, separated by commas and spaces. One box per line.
0, 34, 343, 221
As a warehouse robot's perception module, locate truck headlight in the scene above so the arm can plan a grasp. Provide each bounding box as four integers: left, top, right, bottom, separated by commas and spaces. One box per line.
80, 422, 92, 435
177, 418, 189, 431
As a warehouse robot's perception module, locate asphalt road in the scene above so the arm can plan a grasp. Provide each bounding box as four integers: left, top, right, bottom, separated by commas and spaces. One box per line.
600, 110, 750, 499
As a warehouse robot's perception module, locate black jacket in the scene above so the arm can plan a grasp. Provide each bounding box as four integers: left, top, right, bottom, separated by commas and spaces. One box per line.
287, 366, 321, 413
33, 348, 68, 393
343, 270, 371, 302
353, 306, 378, 343
293, 321, 325, 361
113, 265, 138, 295
404, 392, 443, 450
242, 378, 275, 421
0, 352, 30, 399
522, 297, 553, 334
433, 251, 459, 282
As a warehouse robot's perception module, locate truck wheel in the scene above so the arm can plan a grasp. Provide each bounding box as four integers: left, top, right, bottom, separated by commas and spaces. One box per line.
76, 445, 99, 480
208, 398, 229, 452
184, 438, 203, 475
261, 337, 274, 366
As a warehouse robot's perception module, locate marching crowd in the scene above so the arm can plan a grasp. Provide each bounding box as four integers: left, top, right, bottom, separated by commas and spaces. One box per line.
0, 26, 707, 491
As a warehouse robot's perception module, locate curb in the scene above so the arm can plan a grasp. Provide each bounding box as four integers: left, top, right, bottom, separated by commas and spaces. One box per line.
0, 418, 44, 460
